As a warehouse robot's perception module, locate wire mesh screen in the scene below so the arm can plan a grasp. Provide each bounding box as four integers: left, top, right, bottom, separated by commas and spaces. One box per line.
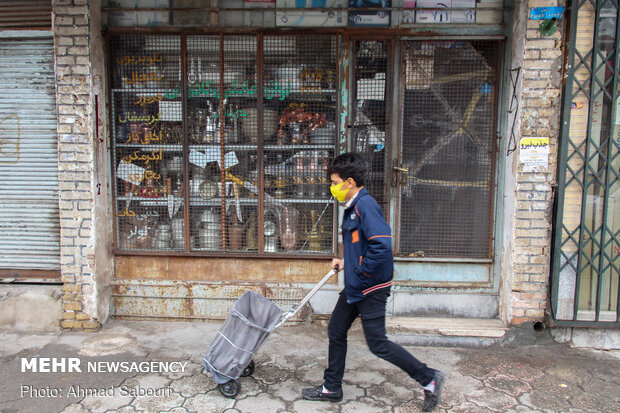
110, 34, 185, 251
398, 40, 499, 258
261, 35, 338, 254
186, 35, 260, 253
353, 40, 390, 211
109, 33, 337, 255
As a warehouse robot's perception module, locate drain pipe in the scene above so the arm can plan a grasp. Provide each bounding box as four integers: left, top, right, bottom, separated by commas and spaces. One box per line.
533, 321, 546, 333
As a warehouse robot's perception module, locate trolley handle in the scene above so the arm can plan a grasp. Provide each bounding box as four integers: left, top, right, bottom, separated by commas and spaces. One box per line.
275, 265, 340, 328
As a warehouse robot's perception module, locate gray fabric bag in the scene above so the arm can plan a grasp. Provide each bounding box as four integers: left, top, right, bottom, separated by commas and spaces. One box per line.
203, 290, 283, 383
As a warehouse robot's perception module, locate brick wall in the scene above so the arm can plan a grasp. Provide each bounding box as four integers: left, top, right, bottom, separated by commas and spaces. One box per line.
53, 0, 101, 331
510, 0, 566, 324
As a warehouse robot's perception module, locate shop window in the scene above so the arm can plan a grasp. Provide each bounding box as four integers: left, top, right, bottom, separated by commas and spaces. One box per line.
109, 34, 337, 256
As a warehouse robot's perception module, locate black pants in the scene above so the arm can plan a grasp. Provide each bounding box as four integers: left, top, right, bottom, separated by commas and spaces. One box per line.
323, 289, 434, 392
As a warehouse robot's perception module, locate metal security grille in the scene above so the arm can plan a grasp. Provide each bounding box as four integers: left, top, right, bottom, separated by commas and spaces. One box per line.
353, 39, 390, 211
0, 36, 59, 277
552, 0, 620, 326
397, 40, 499, 258
108, 33, 337, 256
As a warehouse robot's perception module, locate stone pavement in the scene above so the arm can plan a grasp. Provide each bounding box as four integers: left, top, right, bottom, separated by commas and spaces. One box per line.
1, 319, 619, 413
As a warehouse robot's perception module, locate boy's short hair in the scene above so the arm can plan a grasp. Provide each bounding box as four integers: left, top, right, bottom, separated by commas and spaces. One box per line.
327, 152, 367, 187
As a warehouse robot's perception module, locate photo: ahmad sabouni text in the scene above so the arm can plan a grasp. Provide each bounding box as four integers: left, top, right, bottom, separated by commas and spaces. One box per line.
20, 384, 173, 398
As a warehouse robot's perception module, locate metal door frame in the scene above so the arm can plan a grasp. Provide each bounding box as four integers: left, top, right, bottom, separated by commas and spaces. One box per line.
388, 37, 503, 292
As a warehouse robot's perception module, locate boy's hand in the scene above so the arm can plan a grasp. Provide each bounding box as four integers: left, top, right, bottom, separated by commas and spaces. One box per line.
331, 258, 344, 272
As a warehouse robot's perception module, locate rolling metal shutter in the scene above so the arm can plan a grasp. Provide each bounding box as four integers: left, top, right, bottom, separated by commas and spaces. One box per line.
0, 1, 52, 30
0, 35, 60, 277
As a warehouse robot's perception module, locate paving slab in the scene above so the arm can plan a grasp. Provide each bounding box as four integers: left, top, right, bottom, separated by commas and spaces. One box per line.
1, 319, 619, 413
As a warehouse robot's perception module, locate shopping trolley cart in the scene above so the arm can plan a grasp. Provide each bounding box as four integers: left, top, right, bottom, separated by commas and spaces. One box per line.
202, 267, 338, 398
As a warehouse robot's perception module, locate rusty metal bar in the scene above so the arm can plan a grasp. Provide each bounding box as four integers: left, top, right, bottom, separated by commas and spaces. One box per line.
181, 34, 191, 252
385, 37, 395, 223
219, 33, 227, 252
257, 33, 265, 255
105, 31, 119, 252
0, 268, 60, 280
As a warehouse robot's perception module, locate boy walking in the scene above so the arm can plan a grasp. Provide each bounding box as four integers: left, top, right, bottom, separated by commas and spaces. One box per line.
301, 153, 445, 412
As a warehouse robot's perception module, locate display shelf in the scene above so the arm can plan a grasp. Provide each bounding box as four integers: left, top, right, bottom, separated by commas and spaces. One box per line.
265, 198, 333, 204
116, 196, 332, 206
115, 143, 335, 152
189, 197, 258, 206
117, 144, 184, 151
263, 144, 334, 150
116, 196, 184, 208
186, 88, 337, 100
190, 144, 258, 151
111, 88, 181, 95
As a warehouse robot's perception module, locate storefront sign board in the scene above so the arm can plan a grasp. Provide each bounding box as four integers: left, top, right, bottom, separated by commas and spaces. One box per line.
348, 0, 391, 27
529, 7, 564, 20
276, 0, 348, 27
416, 0, 475, 23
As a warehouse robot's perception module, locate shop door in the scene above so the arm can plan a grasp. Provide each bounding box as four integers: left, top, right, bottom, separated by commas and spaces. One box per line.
392, 40, 501, 289
0, 35, 60, 281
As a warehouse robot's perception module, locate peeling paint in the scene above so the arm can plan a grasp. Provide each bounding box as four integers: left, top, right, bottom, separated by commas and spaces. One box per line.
113, 280, 307, 322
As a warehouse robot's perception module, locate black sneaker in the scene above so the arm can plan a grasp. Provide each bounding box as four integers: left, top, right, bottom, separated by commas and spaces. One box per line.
301, 385, 343, 402
422, 370, 445, 412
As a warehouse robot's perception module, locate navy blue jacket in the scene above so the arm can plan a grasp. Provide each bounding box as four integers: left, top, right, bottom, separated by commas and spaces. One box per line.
341, 187, 393, 303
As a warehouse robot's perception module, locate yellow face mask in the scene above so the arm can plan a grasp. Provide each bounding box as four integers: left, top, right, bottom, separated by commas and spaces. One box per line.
330, 181, 350, 203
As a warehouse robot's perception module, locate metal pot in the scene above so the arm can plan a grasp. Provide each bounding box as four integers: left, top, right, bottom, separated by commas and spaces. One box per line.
157, 224, 172, 241
199, 222, 221, 251
240, 108, 279, 141
199, 209, 221, 251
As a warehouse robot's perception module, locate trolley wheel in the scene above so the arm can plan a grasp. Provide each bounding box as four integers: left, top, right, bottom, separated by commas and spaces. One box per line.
241, 360, 255, 377
218, 379, 241, 398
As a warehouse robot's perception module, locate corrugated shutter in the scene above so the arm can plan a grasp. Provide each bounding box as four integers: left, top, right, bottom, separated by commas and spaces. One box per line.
0, 36, 60, 274
0, 1, 52, 30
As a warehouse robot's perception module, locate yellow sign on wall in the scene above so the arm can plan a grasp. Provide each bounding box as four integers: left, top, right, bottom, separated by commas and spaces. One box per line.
520, 137, 549, 171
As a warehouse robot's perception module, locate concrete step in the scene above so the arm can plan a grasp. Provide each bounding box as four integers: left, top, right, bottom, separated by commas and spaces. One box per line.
0, 285, 62, 332
386, 317, 508, 348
